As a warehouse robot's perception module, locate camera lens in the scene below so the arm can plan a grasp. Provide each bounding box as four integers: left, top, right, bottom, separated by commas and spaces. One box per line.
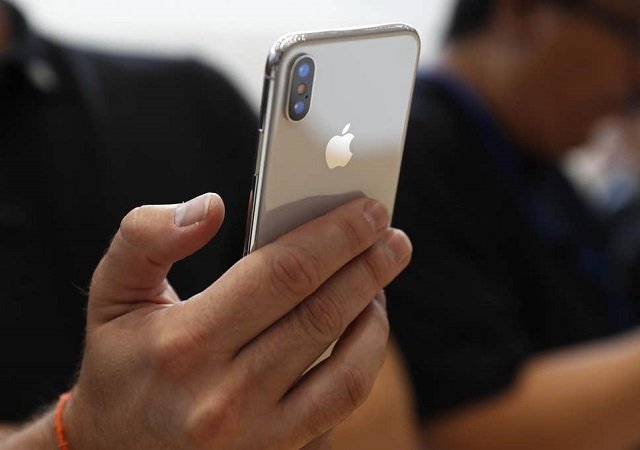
289, 56, 314, 121
297, 63, 311, 78
293, 101, 305, 116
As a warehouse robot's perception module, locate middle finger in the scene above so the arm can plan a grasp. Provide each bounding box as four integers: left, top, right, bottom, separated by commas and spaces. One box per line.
234, 228, 412, 400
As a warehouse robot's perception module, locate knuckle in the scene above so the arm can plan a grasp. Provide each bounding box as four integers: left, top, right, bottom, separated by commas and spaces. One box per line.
340, 364, 371, 410
296, 293, 345, 345
118, 206, 145, 247
335, 214, 367, 253
149, 330, 199, 380
301, 417, 331, 449
270, 245, 322, 298
369, 299, 391, 339
361, 251, 388, 287
185, 389, 245, 448
300, 401, 334, 445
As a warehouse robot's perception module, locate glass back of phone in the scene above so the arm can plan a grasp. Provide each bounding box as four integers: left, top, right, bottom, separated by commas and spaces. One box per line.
249, 26, 420, 252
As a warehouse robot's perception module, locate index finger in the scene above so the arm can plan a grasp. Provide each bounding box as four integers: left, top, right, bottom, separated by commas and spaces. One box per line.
179, 197, 390, 350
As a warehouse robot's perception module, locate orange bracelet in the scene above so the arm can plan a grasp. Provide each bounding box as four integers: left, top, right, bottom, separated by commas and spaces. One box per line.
54, 391, 74, 450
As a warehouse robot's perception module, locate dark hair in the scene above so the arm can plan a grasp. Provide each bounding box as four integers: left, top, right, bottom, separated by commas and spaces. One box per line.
446, 0, 586, 42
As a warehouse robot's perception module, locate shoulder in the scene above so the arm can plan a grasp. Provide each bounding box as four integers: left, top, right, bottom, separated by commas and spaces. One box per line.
58, 43, 234, 97
401, 75, 498, 208
399, 75, 513, 227
406, 75, 480, 157
49, 41, 254, 127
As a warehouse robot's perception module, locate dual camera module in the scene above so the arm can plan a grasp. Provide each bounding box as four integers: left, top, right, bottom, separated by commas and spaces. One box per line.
288, 56, 315, 121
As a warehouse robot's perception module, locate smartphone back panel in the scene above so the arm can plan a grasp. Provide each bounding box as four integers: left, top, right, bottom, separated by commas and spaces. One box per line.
247, 24, 420, 253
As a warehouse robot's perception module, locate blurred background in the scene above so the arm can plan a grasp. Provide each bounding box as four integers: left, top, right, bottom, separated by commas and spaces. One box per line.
12, 0, 454, 108
13, 0, 638, 209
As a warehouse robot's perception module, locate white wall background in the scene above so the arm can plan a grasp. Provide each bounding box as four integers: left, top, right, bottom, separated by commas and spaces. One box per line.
11, 0, 454, 107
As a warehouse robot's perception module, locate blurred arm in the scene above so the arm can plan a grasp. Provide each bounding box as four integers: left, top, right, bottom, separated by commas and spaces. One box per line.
424, 330, 640, 450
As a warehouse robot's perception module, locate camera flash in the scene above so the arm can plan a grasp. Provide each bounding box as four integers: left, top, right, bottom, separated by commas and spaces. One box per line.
297, 84, 307, 95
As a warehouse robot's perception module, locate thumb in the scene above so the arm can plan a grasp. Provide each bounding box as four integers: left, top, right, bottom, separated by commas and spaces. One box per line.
89, 193, 225, 325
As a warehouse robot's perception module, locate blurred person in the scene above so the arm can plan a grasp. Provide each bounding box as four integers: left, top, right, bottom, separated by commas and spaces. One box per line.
0, 194, 412, 449
0, 0, 254, 426
346, 0, 640, 449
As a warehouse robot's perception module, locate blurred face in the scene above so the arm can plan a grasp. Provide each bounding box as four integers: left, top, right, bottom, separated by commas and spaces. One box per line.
513, 0, 640, 157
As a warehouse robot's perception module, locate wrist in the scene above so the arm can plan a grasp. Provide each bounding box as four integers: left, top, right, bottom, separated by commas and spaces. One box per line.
55, 392, 74, 450
1, 410, 57, 450
63, 387, 99, 450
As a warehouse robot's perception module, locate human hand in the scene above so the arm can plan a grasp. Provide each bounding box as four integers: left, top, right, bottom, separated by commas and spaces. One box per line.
64, 193, 412, 449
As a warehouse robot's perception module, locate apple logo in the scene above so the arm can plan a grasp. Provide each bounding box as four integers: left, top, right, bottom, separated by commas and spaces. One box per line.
325, 123, 355, 169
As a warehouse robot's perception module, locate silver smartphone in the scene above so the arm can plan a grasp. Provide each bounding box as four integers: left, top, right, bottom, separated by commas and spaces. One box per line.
245, 23, 420, 255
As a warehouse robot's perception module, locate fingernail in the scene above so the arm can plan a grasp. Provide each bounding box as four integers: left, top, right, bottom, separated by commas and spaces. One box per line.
174, 193, 214, 227
384, 229, 412, 264
363, 201, 389, 232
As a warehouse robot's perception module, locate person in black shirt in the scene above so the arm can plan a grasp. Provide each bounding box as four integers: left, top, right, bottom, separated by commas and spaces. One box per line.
0, 2, 413, 448
0, 0, 255, 422
380, 0, 640, 449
